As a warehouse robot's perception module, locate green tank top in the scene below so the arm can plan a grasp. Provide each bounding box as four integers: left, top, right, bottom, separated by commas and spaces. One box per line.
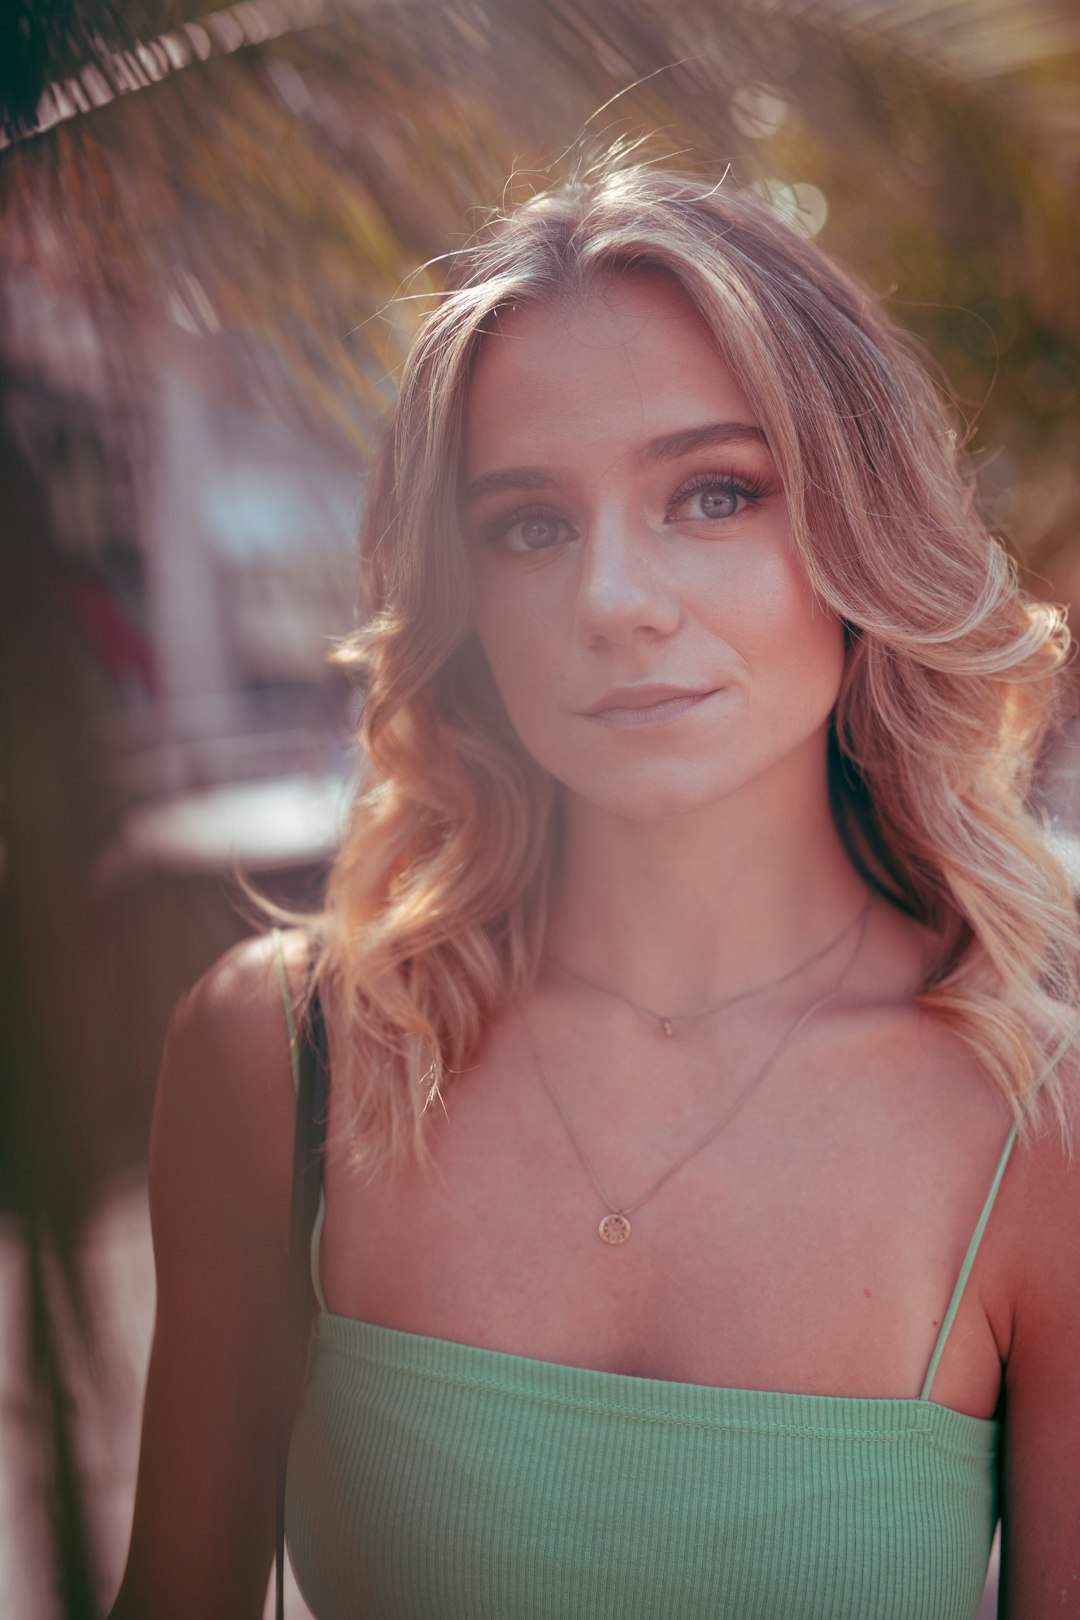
273, 942, 1053, 1619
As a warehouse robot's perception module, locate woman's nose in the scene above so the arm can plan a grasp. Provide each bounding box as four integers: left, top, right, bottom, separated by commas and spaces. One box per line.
574, 507, 680, 647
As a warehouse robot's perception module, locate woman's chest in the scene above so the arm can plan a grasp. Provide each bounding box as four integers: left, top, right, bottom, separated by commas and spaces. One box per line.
317, 1017, 1013, 1417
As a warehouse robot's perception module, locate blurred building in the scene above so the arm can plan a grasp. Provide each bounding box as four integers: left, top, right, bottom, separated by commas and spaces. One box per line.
3, 262, 363, 878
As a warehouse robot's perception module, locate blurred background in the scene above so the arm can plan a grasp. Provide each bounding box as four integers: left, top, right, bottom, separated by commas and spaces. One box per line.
1, 0, 1078, 1614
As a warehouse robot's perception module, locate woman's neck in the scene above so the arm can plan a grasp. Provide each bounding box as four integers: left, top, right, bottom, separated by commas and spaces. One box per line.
544, 753, 869, 1016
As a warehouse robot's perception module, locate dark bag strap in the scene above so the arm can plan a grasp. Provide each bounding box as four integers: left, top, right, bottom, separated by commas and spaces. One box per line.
275, 975, 329, 1620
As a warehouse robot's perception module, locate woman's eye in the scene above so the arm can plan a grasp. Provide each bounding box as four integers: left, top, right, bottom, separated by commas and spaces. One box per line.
687, 485, 740, 520
668, 473, 772, 524
491, 508, 572, 553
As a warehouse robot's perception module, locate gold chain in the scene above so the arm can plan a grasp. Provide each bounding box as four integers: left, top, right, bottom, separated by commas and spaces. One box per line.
543, 902, 868, 1038
515, 899, 871, 1243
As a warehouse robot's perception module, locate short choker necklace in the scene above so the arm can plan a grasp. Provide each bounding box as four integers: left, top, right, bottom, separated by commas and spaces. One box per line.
543, 900, 870, 1038
516, 898, 872, 1244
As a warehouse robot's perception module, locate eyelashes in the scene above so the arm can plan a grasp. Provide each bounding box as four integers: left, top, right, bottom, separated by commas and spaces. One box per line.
667, 469, 774, 517
480, 467, 776, 554
482, 504, 573, 552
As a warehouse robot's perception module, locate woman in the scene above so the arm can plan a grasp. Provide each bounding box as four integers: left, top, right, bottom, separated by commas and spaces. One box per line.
110, 151, 1080, 1620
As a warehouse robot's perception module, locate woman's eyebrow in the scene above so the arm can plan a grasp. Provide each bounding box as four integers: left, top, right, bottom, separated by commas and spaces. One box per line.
640, 420, 767, 464
462, 465, 562, 505
462, 420, 768, 507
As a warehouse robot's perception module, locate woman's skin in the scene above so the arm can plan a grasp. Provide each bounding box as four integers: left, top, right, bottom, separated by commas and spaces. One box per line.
109, 272, 1080, 1619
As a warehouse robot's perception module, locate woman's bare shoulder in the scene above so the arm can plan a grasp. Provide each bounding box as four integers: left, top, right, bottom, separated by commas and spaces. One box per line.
1002, 1038, 1080, 1267
150, 927, 315, 1264
166, 925, 310, 1069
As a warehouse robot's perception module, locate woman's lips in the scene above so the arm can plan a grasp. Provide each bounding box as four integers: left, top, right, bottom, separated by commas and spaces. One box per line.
586, 689, 720, 729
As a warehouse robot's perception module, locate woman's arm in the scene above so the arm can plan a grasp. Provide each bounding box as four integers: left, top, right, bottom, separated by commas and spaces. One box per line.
107, 933, 305, 1620
998, 1083, 1080, 1619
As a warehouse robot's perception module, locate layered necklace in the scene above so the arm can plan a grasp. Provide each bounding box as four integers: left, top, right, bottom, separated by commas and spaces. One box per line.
543, 902, 867, 1039
515, 898, 872, 1245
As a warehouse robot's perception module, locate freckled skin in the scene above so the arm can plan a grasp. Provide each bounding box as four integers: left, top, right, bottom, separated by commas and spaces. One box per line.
461, 273, 846, 825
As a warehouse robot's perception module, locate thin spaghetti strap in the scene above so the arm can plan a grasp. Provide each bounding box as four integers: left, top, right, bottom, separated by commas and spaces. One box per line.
270, 928, 330, 1313
919, 1120, 1019, 1402
309, 1191, 329, 1314
271, 928, 301, 1095
274, 930, 331, 1620
920, 1020, 1079, 1402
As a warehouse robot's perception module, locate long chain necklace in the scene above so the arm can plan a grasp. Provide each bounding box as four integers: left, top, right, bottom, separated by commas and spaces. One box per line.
543, 902, 867, 1038
515, 899, 871, 1244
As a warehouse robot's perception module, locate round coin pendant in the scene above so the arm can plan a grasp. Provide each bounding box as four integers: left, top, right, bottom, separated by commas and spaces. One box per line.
598, 1212, 632, 1244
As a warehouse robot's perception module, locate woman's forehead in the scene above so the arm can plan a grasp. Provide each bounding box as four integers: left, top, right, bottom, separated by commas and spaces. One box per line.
475, 269, 712, 362
462, 274, 760, 473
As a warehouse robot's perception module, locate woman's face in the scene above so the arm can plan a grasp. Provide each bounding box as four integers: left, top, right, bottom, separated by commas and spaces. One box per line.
460, 271, 845, 821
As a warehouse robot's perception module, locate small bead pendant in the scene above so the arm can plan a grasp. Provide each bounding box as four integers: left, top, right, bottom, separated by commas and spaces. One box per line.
599, 1212, 632, 1244
659, 1018, 675, 1037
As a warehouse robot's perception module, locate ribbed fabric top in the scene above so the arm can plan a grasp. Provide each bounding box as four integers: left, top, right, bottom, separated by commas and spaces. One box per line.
272, 938, 1067, 1620
285, 1308, 999, 1620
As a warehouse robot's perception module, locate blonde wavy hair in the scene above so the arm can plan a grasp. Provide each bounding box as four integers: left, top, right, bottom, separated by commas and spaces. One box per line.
298, 147, 1079, 1176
